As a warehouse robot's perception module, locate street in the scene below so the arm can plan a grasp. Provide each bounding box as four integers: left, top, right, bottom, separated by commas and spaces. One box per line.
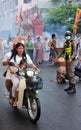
0, 61, 81, 130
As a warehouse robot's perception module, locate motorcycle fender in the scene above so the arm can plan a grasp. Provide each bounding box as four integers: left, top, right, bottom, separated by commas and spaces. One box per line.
17, 78, 26, 109
27, 90, 39, 99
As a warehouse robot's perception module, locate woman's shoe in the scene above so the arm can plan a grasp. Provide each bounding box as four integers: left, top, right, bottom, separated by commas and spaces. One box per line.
9, 98, 14, 105
13, 101, 17, 107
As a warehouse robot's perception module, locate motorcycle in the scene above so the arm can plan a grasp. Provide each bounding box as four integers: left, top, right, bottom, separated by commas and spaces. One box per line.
4, 63, 43, 123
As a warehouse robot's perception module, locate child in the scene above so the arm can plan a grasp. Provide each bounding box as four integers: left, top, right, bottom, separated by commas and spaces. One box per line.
19, 59, 27, 70
9, 59, 27, 106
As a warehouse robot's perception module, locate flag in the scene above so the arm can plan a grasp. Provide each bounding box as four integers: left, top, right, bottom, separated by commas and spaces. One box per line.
17, 6, 23, 36
73, 8, 81, 34
16, 15, 19, 25
25, 9, 32, 25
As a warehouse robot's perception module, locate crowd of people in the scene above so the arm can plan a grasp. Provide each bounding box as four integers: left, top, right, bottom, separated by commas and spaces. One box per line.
1, 33, 81, 64
8, 35, 50, 64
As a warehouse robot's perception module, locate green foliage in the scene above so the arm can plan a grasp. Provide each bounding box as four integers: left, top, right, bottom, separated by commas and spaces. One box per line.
44, 3, 81, 33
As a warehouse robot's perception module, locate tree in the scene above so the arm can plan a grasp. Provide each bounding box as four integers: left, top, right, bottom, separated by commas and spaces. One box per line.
44, 3, 81, 34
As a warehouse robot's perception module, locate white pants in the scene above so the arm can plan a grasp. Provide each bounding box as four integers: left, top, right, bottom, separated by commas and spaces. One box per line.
11, 75, 20, 97
6, 70, 20, 97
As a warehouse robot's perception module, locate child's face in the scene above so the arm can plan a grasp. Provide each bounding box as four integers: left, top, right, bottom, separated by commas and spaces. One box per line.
20, 63, 27, 69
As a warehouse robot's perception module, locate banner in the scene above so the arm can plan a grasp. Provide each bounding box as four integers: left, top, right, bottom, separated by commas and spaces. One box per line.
25, 9, 32, 25
17, 6, 23, 36
73, 8, 81, 34
32, 19, 44, 36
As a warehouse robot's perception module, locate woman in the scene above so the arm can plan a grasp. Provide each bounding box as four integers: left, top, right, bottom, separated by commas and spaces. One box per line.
2, 42, 40, 106
34, 36, 43, 64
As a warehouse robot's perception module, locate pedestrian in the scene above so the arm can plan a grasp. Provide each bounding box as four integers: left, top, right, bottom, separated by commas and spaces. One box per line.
26, 35, 34, 61
2, 42, 41, 106
34, 36, 43, 64
43, 37, 50, 63
56, 31, 76, 94
48, 34, 58, 66
0, 37, 4, 59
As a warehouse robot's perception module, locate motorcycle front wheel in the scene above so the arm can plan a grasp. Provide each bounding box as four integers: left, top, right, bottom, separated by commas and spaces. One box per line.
27, 97, 41, 123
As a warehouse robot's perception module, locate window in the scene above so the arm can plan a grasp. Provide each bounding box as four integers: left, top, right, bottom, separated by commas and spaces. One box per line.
24, 0, 31, 3
15, 0, 18, 5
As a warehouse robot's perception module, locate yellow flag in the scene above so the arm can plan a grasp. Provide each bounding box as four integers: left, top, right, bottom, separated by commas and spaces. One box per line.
17, 6, 23, 36
73, 8, 81, 34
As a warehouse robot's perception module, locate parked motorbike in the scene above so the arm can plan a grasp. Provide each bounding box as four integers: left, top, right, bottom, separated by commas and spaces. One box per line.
4, 63, 43, 123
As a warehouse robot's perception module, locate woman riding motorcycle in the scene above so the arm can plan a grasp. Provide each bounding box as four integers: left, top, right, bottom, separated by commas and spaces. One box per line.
2, 42, 41, 106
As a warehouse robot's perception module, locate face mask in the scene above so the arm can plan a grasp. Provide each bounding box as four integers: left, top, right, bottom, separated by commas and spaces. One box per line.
65, 36, 71, 40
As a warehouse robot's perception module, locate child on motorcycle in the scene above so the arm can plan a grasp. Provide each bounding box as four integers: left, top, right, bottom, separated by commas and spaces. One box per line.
2, 42, 41, 107
9, 59, 27, 106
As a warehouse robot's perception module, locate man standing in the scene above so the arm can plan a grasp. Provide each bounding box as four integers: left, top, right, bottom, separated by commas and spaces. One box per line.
57, 31, 76, 94
26, 35, 34, 61
48, 34, 58, 66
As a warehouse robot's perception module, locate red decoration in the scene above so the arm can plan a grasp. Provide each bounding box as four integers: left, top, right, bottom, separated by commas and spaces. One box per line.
32, 19, 44, 36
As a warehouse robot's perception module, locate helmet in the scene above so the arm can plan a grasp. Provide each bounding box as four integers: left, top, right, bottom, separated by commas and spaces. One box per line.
65, 31, 72, 40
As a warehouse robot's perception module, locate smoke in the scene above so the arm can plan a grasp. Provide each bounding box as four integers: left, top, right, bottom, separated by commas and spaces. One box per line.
44, 22, 68, 47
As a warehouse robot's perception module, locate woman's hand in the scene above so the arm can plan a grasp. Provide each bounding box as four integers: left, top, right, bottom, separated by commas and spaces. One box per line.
2, 59, 10, 66
36, 68, 41, 73
30, 63, 42, 73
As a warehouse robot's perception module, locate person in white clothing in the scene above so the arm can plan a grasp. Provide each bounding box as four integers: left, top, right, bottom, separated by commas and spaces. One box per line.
2, 42, 41, 106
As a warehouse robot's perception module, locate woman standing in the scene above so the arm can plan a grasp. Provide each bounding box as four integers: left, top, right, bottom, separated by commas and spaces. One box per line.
34, 36, 43, 64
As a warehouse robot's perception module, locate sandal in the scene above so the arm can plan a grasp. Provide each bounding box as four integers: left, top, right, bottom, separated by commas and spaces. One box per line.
13, 101, 17, 107
9, 99, 14, 105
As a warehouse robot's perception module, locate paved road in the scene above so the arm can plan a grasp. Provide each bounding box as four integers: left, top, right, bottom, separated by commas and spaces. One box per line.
0, 62, 81, 130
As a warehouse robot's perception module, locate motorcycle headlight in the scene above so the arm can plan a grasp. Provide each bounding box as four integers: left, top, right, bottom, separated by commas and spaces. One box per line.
26, 70, 34, 77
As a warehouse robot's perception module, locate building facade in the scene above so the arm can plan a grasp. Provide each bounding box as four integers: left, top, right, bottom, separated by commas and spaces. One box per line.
0, 0, 53, 39
0, 0, 18, 38
0, 0, 33, 39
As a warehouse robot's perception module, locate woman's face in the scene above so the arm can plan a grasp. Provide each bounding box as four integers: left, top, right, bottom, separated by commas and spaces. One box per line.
16, 45, 24, 56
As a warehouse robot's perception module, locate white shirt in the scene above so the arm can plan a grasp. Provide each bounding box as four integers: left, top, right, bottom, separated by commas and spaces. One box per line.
2, 51, 33, 65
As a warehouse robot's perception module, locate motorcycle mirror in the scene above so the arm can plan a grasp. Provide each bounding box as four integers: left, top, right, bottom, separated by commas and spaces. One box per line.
8, 62, 15, 66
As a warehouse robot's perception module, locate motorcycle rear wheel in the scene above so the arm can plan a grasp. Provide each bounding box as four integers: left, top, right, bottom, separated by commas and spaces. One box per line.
27, 97, 41, 123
